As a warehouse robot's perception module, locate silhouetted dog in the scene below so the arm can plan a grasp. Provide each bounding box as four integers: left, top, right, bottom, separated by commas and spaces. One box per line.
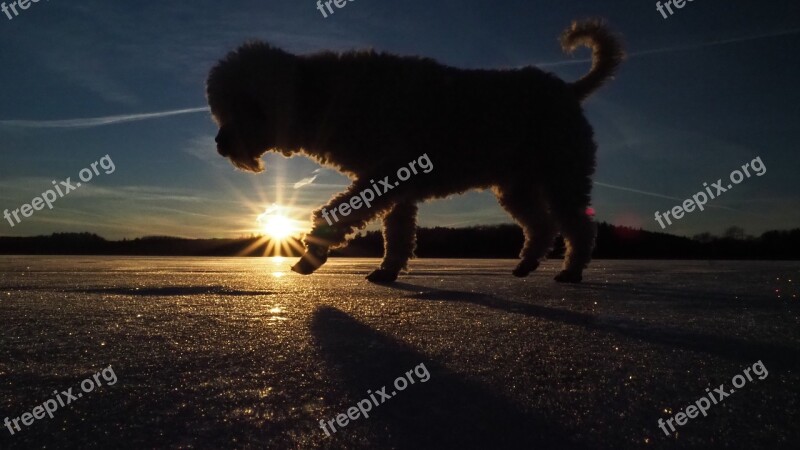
207, 20, 623, 283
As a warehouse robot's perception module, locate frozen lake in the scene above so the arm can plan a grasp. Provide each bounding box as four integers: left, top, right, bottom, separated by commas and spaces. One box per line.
0, 257, 798, 449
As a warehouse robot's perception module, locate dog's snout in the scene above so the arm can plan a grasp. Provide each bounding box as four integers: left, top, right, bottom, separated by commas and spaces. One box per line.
215, 129, 230, 156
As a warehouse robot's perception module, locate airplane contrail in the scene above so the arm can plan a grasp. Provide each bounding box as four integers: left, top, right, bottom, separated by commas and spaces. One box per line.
537, 28, 800, 68
0, 106, 209, 129
3, 28, 797, 127
594, 181, 738, 211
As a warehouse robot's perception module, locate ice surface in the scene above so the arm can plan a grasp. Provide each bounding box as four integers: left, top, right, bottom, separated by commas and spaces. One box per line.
0, 257, 798, 449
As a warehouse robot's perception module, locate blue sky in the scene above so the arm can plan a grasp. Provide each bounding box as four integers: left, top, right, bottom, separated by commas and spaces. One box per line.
0, 0, 798, 239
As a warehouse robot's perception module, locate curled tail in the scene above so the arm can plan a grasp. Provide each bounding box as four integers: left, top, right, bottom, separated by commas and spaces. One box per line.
561, 20, 624, 100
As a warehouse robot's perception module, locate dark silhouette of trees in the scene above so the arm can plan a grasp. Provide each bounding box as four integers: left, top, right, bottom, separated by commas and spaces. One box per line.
0, 223, 798, 259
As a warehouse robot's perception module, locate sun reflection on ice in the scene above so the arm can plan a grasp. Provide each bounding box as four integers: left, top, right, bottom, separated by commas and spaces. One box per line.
266, 305, 288, 323
269, 256, 290, 278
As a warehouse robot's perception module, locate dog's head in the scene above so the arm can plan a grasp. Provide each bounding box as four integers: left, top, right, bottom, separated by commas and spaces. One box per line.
206, 42, 297, 173
211, 95, 273, 172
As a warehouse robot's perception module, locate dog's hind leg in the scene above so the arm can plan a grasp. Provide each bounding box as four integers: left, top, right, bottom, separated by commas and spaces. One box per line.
494, 184, 557, 277
366, 202, 418, 283
547, 178, 596, 283
291, 179, 396, 275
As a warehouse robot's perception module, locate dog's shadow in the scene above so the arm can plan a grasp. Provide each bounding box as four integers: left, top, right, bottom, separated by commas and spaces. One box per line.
380, 282, 800, 371
311, 306, 577, 449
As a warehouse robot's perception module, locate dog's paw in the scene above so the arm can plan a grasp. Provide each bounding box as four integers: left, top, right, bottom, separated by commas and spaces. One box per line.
554, 270, 582, 283
290, 246, 328, 275
512, 260, 540, 278
366, 268, 399, 283
290, 259, 317, 275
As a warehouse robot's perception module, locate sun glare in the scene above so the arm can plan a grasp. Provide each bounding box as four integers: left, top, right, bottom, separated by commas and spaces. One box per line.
231, 179, 307, 257
261, 214, 294, 239
257, 205, 300, 241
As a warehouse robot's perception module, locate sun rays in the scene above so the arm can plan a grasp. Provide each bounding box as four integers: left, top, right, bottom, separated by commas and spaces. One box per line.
235, 203, 306, 257
258, 204, 300, 240
225, 162, 310, 257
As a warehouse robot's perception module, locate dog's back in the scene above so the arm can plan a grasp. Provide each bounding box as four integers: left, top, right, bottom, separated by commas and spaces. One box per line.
299, 51, 589, 181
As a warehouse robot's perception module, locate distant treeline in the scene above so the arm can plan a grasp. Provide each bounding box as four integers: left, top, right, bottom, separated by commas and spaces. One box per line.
0, 223, 798, 259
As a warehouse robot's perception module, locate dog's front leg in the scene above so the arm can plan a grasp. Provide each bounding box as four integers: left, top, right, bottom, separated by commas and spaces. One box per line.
291, 179, 396, 275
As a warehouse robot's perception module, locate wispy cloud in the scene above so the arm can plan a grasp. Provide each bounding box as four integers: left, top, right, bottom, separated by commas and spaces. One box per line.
0, 107, 208, 129
293, 168, 322, 189
182, 134, 229, 168
537, 28, 800, 68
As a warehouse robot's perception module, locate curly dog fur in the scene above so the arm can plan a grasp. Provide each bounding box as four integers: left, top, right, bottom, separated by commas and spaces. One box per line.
206, 20, 624, 283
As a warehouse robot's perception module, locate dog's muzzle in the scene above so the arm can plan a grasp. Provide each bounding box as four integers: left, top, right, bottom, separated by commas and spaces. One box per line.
215, 129, 230, 156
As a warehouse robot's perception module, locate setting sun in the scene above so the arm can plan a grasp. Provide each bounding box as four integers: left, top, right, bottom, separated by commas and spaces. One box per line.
257, 205, 300, 241
261, 214, 294, 239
